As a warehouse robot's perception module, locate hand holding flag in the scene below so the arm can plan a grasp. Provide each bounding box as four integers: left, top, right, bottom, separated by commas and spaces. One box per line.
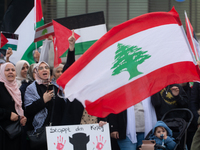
6, 47, 13, 62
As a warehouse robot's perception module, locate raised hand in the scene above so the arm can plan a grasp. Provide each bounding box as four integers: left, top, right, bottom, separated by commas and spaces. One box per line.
68, 29, 76, 51
6, 47, 13, 62
170, 86, 179, 96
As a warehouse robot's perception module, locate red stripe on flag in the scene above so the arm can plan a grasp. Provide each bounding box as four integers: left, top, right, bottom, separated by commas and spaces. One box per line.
35, 0, 43, 22
57, 7, 182, 89
35, 22, 53, 32
84, 61, 200, 117
34, 32, 55, 43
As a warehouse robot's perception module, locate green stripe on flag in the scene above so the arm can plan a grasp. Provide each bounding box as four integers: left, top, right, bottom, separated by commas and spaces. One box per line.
61, 40, 97, 57
2, 44, 17, 51
36, 18, 44, 29
21, 40, 43, 64
22, 18, 44, 64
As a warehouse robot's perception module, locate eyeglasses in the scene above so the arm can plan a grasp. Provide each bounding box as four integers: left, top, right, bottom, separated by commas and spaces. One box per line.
38, 66, 50, 70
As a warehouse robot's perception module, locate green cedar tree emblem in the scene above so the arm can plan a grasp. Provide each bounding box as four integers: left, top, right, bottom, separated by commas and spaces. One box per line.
42, 28, 48, 35
111, 43, 151, 80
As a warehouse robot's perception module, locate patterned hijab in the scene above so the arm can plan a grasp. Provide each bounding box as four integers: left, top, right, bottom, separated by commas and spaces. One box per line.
0, 62, 24, 116
34, 61, 50, 85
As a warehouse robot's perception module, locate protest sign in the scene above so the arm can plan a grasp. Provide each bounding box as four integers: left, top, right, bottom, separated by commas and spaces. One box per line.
46, 123, 111, 150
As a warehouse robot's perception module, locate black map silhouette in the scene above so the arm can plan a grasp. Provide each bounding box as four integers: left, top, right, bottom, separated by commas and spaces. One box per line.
69, 133, 90, 150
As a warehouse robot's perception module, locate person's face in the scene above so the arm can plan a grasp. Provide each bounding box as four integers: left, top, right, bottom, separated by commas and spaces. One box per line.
38, 63, 50, 80
21, 63, 29, 78
4, 64, 16, 82
54, 67, 63, 80
32, 68, 36, 80
155, 127, 167, 139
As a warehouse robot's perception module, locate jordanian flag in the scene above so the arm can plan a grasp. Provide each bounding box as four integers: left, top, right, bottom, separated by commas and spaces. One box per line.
1, 32, 18, 50
54, 11, 107, 56
57, 7, 200, 118
1, 0, 44, 64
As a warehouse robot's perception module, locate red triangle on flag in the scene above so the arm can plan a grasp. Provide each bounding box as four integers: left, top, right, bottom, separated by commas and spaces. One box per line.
0, 33, 8, 48
52, 20, 80, 58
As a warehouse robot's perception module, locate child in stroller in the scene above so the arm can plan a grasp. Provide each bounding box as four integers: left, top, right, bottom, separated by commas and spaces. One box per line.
149, 121, 176, 150
140, 108, 193, 150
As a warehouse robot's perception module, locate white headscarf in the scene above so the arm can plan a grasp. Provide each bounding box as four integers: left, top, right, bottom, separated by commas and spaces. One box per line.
16, 60, 30, 87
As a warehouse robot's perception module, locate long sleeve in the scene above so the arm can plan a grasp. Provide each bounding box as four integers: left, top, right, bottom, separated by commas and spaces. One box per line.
24, 82, 46, 116
164, 136, 176, 150
0, 109, 11, 122
190, 82, 200, 127
39, 39, 52, 64
62, 49, 75, 72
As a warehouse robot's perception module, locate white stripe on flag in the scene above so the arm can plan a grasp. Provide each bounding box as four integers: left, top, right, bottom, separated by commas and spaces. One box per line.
75, 24, 107, 43
35, 25, 54, 39
64, 24, 194, 103
7, 38, 18, 45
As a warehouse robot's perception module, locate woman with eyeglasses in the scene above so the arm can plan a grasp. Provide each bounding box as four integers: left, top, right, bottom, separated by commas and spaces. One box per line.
24, 61, 67, 150
16, 60, 30, 88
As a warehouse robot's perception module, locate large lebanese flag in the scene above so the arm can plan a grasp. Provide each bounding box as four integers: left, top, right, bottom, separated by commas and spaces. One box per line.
57, 7, 200, 118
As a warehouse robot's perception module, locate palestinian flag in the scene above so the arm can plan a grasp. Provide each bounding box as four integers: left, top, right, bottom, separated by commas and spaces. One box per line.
1, 32, 18, 50
1, 0, 44, 64
57, 7, 200, 118
185, 11, 200, 60
54, 11, 107, 56
0, 33, 8, 48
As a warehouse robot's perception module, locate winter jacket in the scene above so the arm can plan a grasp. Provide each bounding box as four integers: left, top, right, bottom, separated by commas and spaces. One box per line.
149, 121, 176, 150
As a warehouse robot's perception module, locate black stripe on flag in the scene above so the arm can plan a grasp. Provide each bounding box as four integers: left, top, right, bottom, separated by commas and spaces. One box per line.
1, 31, 18, 40
54, 11, 105, 30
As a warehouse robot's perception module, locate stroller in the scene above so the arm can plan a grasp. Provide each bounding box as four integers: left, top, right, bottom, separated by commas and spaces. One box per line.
140, 108, 193, 150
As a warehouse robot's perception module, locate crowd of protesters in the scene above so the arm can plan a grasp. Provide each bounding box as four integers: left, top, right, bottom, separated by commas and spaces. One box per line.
0, 31, 200, 150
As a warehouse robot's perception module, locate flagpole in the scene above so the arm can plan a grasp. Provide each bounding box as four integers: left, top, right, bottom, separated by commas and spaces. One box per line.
184, 11, 199, 61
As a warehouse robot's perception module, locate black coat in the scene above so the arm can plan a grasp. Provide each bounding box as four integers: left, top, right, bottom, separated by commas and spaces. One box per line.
190, 82, 200, 128
25, 82, 67, 131
0, 82, 22, 150
107, 110, 127, 140
151, 84, 188, 120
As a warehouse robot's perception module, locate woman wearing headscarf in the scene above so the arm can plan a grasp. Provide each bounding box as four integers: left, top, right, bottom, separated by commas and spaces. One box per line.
0, 62, 27, 150
24, 61, 67, 150
51, 64, 64, 86
16, 60, 30, 88
20, 63, 36, 103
